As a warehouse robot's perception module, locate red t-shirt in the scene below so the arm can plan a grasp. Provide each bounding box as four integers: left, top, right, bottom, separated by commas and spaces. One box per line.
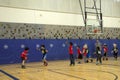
77, 48, 82, 54
21, 50, 28, 59
69, 45, 73, 54
82, 48, 87, 56
103, 47, 108, 53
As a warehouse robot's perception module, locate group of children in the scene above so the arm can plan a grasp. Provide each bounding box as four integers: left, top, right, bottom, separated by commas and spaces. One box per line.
68, 42, 92, 66
20, 40, 119, 68
68, 40, 119, 66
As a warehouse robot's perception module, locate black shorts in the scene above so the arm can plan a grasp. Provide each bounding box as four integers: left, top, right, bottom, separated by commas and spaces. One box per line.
21, 57, 25, 60
42, 54, 47, 60
104, 52, 107, 57
113, 53, 118, 57
78, 54, 83, 59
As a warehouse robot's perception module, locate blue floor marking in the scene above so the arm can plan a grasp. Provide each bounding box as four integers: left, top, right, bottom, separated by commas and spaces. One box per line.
0, 70, 19, 80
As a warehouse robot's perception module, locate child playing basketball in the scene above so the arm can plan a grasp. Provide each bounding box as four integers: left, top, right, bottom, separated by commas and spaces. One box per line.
21, 47, 29, 69
37, 45, 48, 66
76, 45, 82, 64
82, 44, 88, 63
103, 43, 108, 61
86, 49, 93, 63
96, 47, 102, 65
111, 43, 118, 60
68, 42, 75, 66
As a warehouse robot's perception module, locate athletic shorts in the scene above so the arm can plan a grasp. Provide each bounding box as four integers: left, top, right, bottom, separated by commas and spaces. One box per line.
104, 52, 107, 56
86, 53, 90, 58
21, 57, 26, 60
113, 53, 118, 56
42, 54, 47, 60
78, 54, 83, 59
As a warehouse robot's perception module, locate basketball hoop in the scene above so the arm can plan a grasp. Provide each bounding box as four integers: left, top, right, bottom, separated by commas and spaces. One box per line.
94, 29, 97, 33
93, 29, 100, 33
86, 19, 103, 34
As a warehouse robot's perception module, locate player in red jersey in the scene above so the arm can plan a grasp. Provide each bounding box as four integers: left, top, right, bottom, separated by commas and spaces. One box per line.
77, 45, 82, 64
21, 47, 29, 69
103, 44, 108, 61
68, 42, 75, 66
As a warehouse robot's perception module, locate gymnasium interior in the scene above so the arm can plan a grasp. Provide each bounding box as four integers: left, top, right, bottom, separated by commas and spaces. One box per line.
0, 0, 120, 80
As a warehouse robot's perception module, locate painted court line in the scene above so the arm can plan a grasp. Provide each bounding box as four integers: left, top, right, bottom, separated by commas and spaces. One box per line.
49, 68, 118, 80
48, 69, 86, 80
0, 70, 19, 80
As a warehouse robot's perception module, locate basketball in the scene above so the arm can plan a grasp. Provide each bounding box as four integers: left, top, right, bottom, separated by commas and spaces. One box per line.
94, 29, 98, 33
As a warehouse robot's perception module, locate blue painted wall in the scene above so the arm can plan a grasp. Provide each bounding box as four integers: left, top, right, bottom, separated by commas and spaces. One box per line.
0, 39, 120, 64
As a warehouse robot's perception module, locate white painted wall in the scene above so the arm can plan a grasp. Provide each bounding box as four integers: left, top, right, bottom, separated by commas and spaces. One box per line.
0, 0, 120, 17
0, 6, 120, 27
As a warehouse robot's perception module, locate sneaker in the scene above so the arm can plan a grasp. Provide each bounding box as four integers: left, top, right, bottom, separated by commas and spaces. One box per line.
103, 58, 104, 61
91, 59, 93, 62
44, 62, 48, 66
96, 62, 98, 65
21, 65, 24, 68
21, 65, 26, 69
78, 62, 81, 64
73, 63, 75, 66
106, 58, 108, 60
70, 64, 72, 66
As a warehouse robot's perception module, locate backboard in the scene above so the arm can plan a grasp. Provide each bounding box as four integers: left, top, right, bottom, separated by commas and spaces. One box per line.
86, 19, 103, 34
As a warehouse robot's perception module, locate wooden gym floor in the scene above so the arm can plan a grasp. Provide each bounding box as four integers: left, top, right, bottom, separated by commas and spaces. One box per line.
0, 57, 120, 80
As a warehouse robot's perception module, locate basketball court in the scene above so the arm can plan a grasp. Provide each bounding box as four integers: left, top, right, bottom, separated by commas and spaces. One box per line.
0, 58, 119, 80
0, 0, 120, 80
